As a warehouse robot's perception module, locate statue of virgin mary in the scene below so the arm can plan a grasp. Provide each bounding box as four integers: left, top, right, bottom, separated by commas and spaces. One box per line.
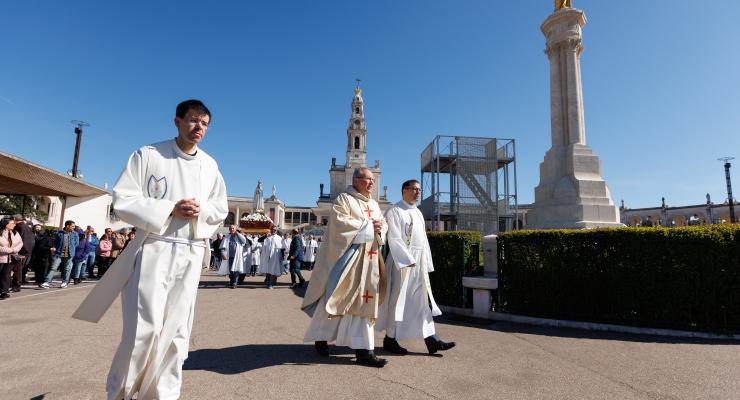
253, 178, 265, 213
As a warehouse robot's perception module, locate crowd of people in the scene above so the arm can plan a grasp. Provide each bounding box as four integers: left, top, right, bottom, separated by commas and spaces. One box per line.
210, 226, 320, 289
0, 214, 138, 299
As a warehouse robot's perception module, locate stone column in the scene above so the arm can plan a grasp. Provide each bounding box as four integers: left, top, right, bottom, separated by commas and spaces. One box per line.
526, 7, 622, 229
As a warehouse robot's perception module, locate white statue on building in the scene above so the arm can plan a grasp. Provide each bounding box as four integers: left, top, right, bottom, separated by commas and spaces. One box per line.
254, 178, 265, 213
272, 185, 277, 199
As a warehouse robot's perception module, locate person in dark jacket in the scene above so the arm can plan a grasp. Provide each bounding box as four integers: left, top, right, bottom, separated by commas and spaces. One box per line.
83, 226, 99, 279
288, 229, 306, 289
32, 228, 55, 284
12, 215, 35, 286
71, 227, 87, 285
211, 233, 223, 270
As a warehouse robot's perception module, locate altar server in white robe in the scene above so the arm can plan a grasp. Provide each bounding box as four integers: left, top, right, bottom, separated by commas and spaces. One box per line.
74, 100, 228, 400
302, 167, 389, 368
240, 235, 253, 283
250, 238, 261, 276
377, 179, 456, 356
304, 235, 318, 270
218, 224, 248, 288
260, 227, 284, 288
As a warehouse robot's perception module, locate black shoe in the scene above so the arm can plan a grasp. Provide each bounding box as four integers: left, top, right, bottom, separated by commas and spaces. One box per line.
355, 350, 387, 368
383, 336, 408, 355
424, 336, 456, 354
0, 293, 9, 299
11, 287, 21, 293
314, 341, 330, 357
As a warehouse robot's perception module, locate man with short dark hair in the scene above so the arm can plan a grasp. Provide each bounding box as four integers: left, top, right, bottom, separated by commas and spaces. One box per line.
73, 99, 228, 400
288, 228, 306, 288
40, 220, 79, 289
377, 179, 455, 355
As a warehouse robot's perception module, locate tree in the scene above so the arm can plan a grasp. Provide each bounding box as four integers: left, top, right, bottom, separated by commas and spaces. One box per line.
0, 195, 49, 221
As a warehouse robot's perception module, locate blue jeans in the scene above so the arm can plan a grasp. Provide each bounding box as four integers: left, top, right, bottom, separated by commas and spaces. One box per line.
85, 253, 96, 276
229, 271, 239, 286
290, 259, 305, 284
46, 256, 73, 284
72, 259, 87, 279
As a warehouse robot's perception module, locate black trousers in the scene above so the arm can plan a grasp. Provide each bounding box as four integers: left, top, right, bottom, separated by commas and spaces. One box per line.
0, 262, 12, 294
10, 260, 23, 289
33, 256, 49, 284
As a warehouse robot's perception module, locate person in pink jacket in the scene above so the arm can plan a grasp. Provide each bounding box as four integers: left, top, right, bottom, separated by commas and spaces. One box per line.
0, 217, 24, 299
96, 233, 113, 278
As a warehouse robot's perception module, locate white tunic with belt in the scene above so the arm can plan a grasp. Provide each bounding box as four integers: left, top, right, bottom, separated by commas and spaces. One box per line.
376, 200, 441, 340
75, 139, 228, 400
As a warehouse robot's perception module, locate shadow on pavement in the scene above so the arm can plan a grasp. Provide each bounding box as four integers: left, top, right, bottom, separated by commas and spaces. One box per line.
183, 344, 356, 374
435, 314, 740, 345
197, 279, 308, 299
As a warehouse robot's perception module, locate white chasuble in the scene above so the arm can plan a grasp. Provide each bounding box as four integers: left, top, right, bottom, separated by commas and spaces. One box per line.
376, 200, 441, 341
304, 239, 318, 262
242, 241, 253, 268
259, 234, 284, 275
251, 242, 261, 266
302, 186, 388, 349
75, 139, 227, 400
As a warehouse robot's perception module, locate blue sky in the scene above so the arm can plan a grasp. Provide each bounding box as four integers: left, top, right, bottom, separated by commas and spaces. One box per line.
2, 0, 739, 209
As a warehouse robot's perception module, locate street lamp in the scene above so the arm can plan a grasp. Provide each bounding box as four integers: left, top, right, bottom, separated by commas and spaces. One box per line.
718, 157, 736, 223
69, 120, 90, 179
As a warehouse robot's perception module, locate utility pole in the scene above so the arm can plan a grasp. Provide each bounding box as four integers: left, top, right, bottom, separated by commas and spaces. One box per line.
70, 120, 90, 179
718, 157, 736, 223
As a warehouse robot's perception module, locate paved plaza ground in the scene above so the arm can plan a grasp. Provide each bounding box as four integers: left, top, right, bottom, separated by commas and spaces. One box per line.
1, 270, 739, 400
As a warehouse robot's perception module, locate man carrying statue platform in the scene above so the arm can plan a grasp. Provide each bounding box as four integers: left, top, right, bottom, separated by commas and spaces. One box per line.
302, 167, 389, 368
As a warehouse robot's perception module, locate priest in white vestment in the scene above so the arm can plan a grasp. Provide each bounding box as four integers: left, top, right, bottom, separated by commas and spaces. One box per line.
259, 227, 284, 288
74, 100, 228, 400
302, 167, 389, 368
376, 179, 456, 356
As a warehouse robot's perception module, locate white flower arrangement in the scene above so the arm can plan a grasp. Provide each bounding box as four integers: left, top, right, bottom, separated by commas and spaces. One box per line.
241, 213, 273, 223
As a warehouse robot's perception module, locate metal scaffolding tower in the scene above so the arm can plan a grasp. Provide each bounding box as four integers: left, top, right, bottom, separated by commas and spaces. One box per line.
420, 135, 518, 235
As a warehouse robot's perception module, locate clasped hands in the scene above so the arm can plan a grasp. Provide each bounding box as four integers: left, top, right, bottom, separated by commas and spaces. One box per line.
172, 198, 200, 219
372, 219, 382, 234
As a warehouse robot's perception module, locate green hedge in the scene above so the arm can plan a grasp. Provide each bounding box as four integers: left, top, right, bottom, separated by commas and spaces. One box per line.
427, 231, 483, 307
498, 226, 740, 333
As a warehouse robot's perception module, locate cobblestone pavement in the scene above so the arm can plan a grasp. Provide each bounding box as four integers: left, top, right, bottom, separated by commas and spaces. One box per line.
1, 271, 739, 400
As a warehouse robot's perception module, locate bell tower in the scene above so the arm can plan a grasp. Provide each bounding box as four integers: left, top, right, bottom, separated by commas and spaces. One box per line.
346, 82, 367, 167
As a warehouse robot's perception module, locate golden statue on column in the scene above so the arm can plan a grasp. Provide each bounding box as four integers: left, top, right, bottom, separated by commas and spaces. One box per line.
555, 0, 572, 10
